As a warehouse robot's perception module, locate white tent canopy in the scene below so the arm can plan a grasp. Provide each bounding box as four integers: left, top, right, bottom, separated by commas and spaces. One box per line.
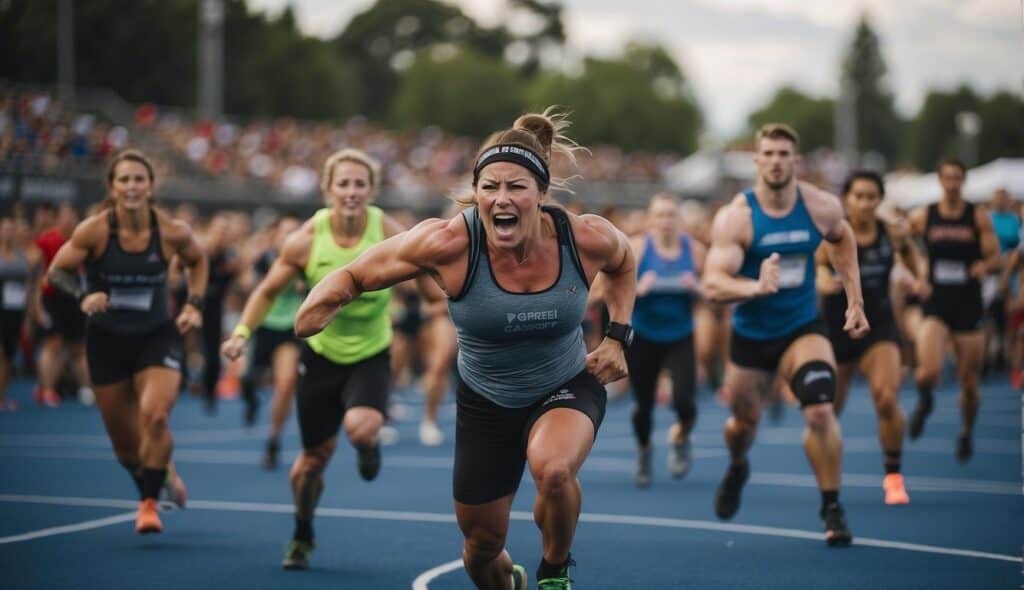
884, 158, 1024, 209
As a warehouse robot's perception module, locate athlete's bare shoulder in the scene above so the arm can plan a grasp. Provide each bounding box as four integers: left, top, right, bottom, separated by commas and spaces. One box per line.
710, 193, 753, 247
154, 209, 195, 249
399, 215, 469, 268
280, 217, 316, 269
798, 181, 843, 233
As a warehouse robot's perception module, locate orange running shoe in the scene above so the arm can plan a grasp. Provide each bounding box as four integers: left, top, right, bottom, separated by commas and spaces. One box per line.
135, 498, 163, 534
34, 387, 61, 408
883, 473, 910, 505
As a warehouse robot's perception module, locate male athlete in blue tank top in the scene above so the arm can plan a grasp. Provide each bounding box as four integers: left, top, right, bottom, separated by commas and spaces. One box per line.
703, 123, 869, 547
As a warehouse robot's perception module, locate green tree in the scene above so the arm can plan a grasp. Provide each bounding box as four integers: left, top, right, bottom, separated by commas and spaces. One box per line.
840, 15, 904, 164
390, 48, 523, 137
978, 91, 1024, 164
335, 0, 507, 119
525, 44, 701, 152
746, 87, 835, 152
909, 85, 982, 169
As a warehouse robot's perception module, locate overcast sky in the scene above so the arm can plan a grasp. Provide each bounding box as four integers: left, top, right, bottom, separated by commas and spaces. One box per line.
247, 0, 1023, 138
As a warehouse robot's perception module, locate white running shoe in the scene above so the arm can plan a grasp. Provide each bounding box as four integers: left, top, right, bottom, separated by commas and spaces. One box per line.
377, 424, 400, 447
78, 387, 95, 407
418, 420, 445, 446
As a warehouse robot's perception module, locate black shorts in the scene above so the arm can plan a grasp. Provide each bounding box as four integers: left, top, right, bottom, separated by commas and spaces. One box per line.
825, 311, 901, 364
250, 326, 299, 371
85, 321, 184, 386
453, 369, 607, 505
295, 345, 390, 450
0, 309, 23, 359
41, 292, 85, 341
924, 292, 983, 333
730, 318, 827, 372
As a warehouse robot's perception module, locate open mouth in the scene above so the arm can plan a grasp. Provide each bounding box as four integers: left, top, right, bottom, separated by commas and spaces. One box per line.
492, 213, 519, 234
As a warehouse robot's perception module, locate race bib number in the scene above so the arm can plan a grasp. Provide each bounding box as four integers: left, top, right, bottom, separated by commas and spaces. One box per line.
2, 282, 26, 309
108, 287, 154, 311
777, 255, 807, 289
933, 259, 967, 285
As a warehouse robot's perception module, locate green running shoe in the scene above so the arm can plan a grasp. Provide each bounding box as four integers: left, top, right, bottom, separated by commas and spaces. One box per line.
537, 558, 574, 590
511, 564, 527, 590
282, 539, 314, 570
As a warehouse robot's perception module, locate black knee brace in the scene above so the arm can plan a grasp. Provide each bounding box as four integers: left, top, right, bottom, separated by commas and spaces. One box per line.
790, 361, 836, 407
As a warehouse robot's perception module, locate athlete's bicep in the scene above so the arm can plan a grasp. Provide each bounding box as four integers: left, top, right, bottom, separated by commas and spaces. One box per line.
348, 233, 425, 293
50, 224, 95, 270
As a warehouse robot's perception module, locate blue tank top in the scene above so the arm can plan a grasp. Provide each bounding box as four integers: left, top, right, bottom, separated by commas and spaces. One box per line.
446, 206, 589, 408
632, 234, 695, 341
990, 210, 1020, 253
732, 189, 821, 340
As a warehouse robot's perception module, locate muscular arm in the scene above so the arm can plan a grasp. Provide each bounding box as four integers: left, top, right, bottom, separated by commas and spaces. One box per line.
167, 219, 209, 302
580, 214, 636, 326
295, 218, 456, 337
821, 219, 864, 307
47, 219, 98, 300
702, 199, 765, 303
974, 206, 1001, 276
237, 230, 307, 332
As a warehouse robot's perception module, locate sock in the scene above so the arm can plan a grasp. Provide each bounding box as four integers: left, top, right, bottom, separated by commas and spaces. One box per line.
821, 489, 839, 511
121, 462, 145, 496
537, 555, 570, 581
884, 450, 901, 475
293, 516, 314, 544
917, 385, 933, 410
141, 468, 167, 500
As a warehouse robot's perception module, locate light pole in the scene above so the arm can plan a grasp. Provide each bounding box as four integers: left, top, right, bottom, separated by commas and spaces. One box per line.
955, 111, 981, 168
198, 0, 224, 119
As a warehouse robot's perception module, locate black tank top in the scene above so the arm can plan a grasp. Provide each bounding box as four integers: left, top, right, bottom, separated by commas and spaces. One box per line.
86, 208, 170, 334
823, 220, 894, 326
924, 202, 981, 300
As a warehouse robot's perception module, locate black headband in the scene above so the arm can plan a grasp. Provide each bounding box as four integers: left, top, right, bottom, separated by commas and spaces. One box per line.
472, 144, 550, 187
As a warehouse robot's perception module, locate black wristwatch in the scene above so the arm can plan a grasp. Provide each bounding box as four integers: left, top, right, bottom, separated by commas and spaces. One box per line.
604, 321, 635, 348
186, 294, 206, 313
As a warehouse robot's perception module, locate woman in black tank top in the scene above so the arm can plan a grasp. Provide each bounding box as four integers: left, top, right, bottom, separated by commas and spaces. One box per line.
906, 159, 999, 463
47, 150, 209, 535
816, 171, 925, 504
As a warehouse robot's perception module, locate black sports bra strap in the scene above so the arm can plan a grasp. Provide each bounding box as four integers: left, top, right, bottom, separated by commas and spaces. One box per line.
543, 206, 588, 285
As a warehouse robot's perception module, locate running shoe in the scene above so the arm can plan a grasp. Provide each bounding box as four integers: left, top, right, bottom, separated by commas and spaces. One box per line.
419, 420, 445, 446
160, 468, 187, 509
955, 434, 973, 463
882, 473, 910, 505
820, 503, 853, 547
908, 399, 931, 439
135, 498, 162, 534
667, 437, 692, 480
243, 394, 259, 427
282, 539, 314, 570
34, 387, 61, 408
378, 424, 400, 446
714, 461, 750, 519
537, 558, 574, 590
77, 387, 95, 407
357, 444, 381, 481
635, 444, 652, 488
510, 564, 527, 590
261, 438, 280, 470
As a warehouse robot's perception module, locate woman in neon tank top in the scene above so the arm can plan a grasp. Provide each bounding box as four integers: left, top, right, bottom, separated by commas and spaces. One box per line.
221, 148, 433, 570
296, 110, 637, 590
47, 150, 208, 535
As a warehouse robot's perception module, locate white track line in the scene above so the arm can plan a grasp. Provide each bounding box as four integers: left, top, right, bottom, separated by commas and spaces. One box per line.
411, 558, 464, 590
0, 511, 137, 544
1, 448, 1017, 495
0, 493, 1018, 566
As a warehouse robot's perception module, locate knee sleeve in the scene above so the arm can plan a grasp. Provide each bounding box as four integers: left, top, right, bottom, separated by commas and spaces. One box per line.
790, 361, 836, 408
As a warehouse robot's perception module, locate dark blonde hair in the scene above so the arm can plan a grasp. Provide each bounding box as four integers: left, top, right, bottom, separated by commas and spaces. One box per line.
320, 148, 382, 198
102, 149, 156, 210
456, 107, 585, 206
755, 123, 800, 151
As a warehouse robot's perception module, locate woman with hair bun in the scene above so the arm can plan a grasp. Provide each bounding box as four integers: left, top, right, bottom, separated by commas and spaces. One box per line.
297, 110, 636, 590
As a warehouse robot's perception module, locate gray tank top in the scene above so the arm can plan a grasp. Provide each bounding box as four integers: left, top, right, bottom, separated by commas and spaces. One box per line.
447, 206, 589, 407
0, 251, 30, 311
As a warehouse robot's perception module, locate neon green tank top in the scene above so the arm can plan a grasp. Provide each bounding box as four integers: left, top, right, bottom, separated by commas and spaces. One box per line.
303, 206, 392, 364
